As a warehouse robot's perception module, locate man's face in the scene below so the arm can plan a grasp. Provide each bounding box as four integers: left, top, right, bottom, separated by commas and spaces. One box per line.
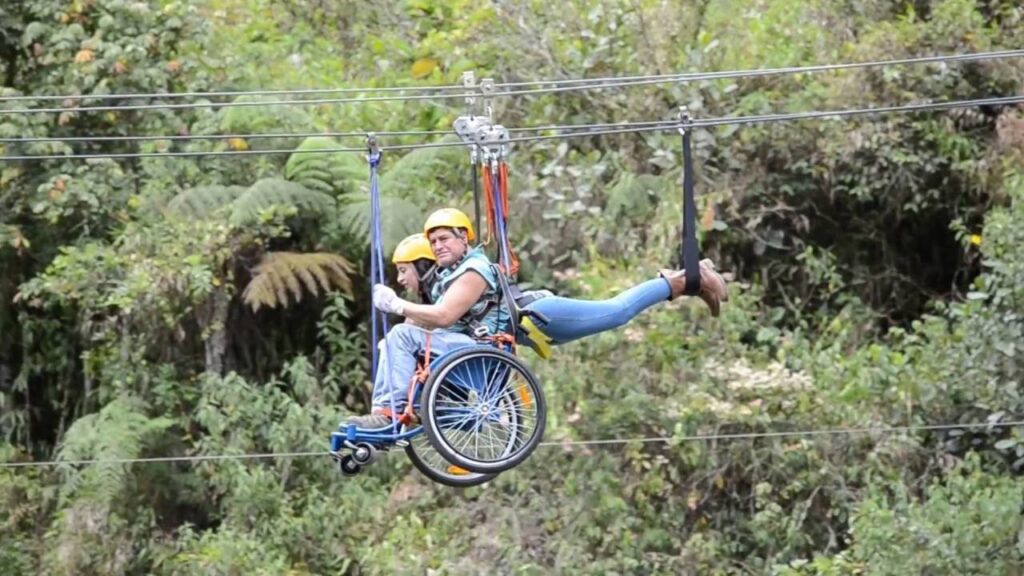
427, 227, 466, 267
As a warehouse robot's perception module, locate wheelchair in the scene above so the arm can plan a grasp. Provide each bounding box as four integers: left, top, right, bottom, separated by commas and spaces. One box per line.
330, 264, 551, 485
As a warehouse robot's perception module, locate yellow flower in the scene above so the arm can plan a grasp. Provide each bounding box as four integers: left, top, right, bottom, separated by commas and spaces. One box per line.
74, 49, 94, 63
227, 138, 249, 151
970, 234, 983, 246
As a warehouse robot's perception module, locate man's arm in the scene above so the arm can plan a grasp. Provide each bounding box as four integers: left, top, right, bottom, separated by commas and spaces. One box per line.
401, 271, 488, 329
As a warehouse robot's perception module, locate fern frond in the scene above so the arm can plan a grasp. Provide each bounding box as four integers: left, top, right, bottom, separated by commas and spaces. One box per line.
166, 185, 247, 219
284, 137, 366, 198
57, 396, 174, 506
230, 178, 335, 224
379, 136, 464, 204
339, 194, 423, 257
242, 251, 354, 312
220, 95, 312, 134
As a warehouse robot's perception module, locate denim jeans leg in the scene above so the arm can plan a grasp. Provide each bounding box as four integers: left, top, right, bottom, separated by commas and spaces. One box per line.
371, 324, 477, 411
523, 278, 671, 344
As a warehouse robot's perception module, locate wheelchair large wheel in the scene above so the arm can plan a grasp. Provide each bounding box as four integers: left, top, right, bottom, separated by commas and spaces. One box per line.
422, 346, 546, 474
403, 428, 497, 488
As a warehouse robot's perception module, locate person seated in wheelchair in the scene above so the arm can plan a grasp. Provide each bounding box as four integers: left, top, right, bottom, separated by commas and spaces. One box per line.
346, 208, 509, 429
345, 208, 729, 430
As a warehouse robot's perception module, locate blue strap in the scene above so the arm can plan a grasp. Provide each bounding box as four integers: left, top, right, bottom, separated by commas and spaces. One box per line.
367, 145, 396, 430
489, 165, 513, 271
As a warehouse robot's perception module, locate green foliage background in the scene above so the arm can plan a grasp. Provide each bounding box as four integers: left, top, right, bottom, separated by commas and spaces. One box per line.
2, 0, 1024, 574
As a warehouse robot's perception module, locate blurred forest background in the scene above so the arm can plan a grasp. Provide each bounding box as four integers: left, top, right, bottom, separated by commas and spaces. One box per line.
1, 1, 1023, 574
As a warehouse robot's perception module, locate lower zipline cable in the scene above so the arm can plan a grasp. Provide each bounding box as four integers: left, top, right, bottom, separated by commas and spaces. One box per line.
2, 419, 1020, 469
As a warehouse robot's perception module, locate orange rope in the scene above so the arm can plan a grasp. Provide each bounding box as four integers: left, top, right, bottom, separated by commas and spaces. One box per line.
497, 162, 520, 276
481, 162, 521, 276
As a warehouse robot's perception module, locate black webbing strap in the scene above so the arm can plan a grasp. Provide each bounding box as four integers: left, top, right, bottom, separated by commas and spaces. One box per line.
471, 151, 482, 243
679, 108, 701, 295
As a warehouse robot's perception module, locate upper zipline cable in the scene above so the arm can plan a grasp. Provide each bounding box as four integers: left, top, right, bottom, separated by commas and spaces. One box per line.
0, 49, 1021, 114
0, 120, 669, 144
2, 94, 1021, 162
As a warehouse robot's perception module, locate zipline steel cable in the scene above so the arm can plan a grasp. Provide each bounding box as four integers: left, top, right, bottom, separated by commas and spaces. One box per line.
2, 419, 1021, 469
0, 120, 668, 144
2, 94, 1022, 162
0, 48, 1022, 114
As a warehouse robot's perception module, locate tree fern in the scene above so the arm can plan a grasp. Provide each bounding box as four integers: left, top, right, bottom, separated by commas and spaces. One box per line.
220, 95, 312, 135
378, 135, 467, 205
56, 396, 174, 507
339, 194, 423, 257
229, 178, 335, 225
284, 137, 366, 197
242, 251, 354, 312
165, 185, 247, 220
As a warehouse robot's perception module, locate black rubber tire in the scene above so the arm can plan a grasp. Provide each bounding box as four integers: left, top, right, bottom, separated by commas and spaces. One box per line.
404, 434, 498, 487
422, 346, 546, 474
338, 454, 361, 476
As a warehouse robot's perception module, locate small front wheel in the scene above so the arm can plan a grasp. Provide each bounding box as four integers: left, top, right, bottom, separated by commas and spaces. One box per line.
350, 442, 377, 465
338, 454, 361, 476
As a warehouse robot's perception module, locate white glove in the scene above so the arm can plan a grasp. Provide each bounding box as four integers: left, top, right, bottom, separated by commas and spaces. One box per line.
373, 284, 407, 315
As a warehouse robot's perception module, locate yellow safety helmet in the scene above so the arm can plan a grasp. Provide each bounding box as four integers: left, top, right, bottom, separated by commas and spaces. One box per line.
423, 208, 475, 243
391, 233, 436, 264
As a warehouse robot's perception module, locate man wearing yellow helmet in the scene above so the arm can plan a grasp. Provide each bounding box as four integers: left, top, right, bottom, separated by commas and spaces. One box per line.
348, 208, 506, 429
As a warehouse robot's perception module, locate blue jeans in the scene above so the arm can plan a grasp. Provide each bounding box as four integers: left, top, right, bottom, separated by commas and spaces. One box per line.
371, 323, 476, 411
522, 278, 671, 345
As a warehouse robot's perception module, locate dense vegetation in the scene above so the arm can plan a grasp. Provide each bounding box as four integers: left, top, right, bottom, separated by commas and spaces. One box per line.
2, 1, 1023, 574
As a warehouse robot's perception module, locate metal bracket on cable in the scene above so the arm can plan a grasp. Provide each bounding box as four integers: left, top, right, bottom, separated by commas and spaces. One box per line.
462, 70, 477, 110
453, 116, 492, 146
480, 78, 495, 122
473, 123, 510, 164
366, 131, 380, 165
460, 71, 480, 165
678, 105, 692, 135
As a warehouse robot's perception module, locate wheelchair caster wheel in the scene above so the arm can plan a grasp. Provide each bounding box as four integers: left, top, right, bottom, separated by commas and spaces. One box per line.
338, 454, 361, 476
351, 442, 377, 465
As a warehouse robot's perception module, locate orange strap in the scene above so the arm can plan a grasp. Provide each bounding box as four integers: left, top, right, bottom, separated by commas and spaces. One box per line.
401, 332, 432, 424
487, 332, 517, 353
481, 163, 520, 276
